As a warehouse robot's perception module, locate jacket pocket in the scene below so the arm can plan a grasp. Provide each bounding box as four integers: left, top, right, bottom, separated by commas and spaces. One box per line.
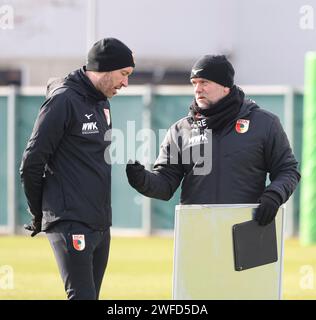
42, 171, 67, 212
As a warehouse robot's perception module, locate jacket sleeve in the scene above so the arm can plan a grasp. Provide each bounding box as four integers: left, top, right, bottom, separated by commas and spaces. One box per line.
19, 93, 72, 220
264, 116, 301, 203
133, 128, 184, 201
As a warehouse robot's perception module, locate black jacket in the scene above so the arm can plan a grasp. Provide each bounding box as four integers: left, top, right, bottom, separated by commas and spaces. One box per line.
20, 68, 112, 231
131, 99, 300, 205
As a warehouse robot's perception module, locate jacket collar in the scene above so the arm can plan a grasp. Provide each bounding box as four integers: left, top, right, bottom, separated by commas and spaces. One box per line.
46, 67, 108, 103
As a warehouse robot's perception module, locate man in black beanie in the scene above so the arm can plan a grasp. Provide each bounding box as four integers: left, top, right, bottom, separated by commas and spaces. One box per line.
20, 38, 135, 300
126, 54, 300, 229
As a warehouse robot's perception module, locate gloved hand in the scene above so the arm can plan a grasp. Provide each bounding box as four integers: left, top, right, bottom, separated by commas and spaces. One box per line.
126, 160, 146, 189
24, 218, 42, 237
255, 192, 282, 226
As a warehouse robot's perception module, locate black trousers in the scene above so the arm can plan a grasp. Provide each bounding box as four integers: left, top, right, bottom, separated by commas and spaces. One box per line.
46, 221, 110, 300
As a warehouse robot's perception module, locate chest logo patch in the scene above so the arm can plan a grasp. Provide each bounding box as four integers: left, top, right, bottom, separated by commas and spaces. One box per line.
236, 119, 250, 134
188, 132, 208, 147
82, 122, 99, 134
104, 109, 111, 126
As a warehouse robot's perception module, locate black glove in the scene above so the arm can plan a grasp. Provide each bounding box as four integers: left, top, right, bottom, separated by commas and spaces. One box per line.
24, 218, 42, 237
255, 192, 282, 226
126, 160, 146, 189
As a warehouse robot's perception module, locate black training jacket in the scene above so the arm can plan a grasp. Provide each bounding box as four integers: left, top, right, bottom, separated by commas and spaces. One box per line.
132, 99, 300, 205
20, 68, 112, 231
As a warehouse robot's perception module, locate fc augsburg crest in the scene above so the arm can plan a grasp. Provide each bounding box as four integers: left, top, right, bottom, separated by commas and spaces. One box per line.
72, 234, 85, 251
236, 119, 250, 133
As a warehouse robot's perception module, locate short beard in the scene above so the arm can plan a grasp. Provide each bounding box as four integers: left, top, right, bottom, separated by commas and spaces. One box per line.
96, 73, 112, 97
196, 99, 211, 109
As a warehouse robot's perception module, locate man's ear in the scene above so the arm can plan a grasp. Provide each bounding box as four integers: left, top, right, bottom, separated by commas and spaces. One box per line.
224, 87, 231, 94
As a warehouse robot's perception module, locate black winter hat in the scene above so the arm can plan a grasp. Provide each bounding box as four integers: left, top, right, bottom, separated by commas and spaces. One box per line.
86, 38, 135, 72
190, 55, 235, 88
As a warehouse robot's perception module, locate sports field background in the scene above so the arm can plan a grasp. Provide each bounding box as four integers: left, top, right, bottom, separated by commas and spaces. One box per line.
0, 236, 315, 300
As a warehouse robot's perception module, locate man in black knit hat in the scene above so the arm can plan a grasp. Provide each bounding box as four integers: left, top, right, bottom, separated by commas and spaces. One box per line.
126, 54, 300, 227
20, 38, 135, 300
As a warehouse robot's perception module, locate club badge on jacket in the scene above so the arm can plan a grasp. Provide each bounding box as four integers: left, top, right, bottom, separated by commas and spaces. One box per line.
236, 119, 250, 133
104, 109, 111, 126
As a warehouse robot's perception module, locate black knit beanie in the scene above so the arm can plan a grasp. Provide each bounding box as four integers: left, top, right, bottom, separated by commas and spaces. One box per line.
190, 55, 235, 88
86, 38, 135, 72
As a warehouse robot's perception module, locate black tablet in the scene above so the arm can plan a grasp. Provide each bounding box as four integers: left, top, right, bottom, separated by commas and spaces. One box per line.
232, 219, 278, 271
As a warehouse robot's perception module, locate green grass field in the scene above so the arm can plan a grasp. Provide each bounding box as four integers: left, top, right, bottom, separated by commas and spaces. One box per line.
0, 236, 315, 300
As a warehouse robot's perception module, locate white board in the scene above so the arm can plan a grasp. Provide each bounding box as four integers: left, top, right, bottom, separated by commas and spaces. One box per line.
172, 204, 285, 300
